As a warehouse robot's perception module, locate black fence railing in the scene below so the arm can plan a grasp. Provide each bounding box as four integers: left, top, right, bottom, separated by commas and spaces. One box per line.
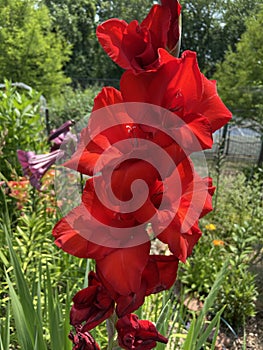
204, 124, 263, 167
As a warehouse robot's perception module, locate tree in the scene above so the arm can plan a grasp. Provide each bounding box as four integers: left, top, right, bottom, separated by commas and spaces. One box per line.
0, 0, 71, 98
43, 0, 97, 87
221, 0, 262, 52
179, 0, 261, 77
214, 5, 263, 131
96, 0, 154, 23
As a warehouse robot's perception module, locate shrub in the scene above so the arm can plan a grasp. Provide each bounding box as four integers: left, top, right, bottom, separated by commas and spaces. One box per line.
0, 81, 48, 179
178, 172, 262, 326
48, 85, 100, 129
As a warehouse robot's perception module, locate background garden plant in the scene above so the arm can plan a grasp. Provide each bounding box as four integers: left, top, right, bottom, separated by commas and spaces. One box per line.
0, 0, 262, 349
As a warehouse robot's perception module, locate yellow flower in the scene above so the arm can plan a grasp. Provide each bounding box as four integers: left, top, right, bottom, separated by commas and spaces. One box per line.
213, 239, 224, 246
205, 223, 216, 231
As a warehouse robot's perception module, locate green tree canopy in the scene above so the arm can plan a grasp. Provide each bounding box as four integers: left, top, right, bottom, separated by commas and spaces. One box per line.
179, 0, 261, 77
214, 5, 263, 131
43, 0, 97, 87
0, 0, 71, 98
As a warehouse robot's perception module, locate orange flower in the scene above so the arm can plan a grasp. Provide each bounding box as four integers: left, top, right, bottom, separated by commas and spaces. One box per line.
213, 239, 224, 246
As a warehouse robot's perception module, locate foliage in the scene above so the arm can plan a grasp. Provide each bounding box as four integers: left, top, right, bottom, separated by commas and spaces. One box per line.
214, 5, 263, 131
1, 231, 72, 350
179, 0, 225, 77
178, 173, 262, 326
96, 0, 153, 24
43, 0, 96, 87
43, 0, 155, 85
0, 198, 226, 350
48, 85, 100, 128
0, 174, 87, 348
221, 0, 262, 52
0, 81, 47, 179
179, 0, 261, 77
0, 0, 71, 98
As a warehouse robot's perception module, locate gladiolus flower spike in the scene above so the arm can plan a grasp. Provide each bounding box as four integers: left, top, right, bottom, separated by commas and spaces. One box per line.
51, 1, 232, 348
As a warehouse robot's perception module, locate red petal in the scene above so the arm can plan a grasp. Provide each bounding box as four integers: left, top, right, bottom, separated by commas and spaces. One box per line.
90, 87, 134, 145
96, 243, 150, 295
141, 5, 170, 49
92, 86, 123, 112
96, 19, 131, 70
143, 255, 179, 295
115, 287, 146, 318
63, 130, 113, 175
70, 273, 114, 331
161, 0, 181, 52
158, 221, 202, 262
109, 159, 160, 202
52, 204, 113, 259
196, 77, 232, 132
138, 319, 168, 343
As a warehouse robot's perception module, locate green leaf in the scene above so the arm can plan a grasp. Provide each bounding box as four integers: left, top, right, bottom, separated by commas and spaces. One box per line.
5, 272, 33, 349
182, 315, 196, 350
5, 232, 47, 350
196, 307, 225, 350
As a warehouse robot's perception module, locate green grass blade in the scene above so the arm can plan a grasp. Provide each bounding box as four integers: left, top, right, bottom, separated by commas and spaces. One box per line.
5, 232, 47, 350
5, 271, 33, 349
196, 307, 225, 350
0, 300, 10, 350
192, 261, 228, 345
46, 265, 72, 350
46, 265, 62, 350
156, 299, 171, 331
210, 313, 223, 350
182, 314, 196, 350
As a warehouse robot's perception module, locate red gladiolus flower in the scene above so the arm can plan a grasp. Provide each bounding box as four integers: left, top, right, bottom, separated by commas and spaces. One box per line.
161, 0, 182, 55
54, 156, 212, 288
69, 327, 100, 350
121, 50, 232, 132
151, 159, 215, 262
63, 85, 214, 182
114, 255, 179, 317
53, 176, 151, 296
116, 314, 168, 350
70, 271, 114, 331
96, 1, 181, 73
51, 0, 232, 344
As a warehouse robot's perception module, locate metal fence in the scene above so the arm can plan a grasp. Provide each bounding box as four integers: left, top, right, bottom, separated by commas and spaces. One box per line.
204, 124, 263, 168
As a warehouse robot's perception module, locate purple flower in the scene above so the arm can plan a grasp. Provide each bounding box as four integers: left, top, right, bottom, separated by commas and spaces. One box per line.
49, 120, 76, 151
17, 120, 77, 190
17, 149, 64, 190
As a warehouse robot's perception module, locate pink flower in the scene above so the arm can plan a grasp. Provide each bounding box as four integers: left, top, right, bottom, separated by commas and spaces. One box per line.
17, 121, 76, 190
17, 149, 63, 190
48, 120, 76, 151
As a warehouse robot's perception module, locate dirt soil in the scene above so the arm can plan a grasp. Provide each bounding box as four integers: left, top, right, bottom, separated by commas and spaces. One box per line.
215, 312, 263, 350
